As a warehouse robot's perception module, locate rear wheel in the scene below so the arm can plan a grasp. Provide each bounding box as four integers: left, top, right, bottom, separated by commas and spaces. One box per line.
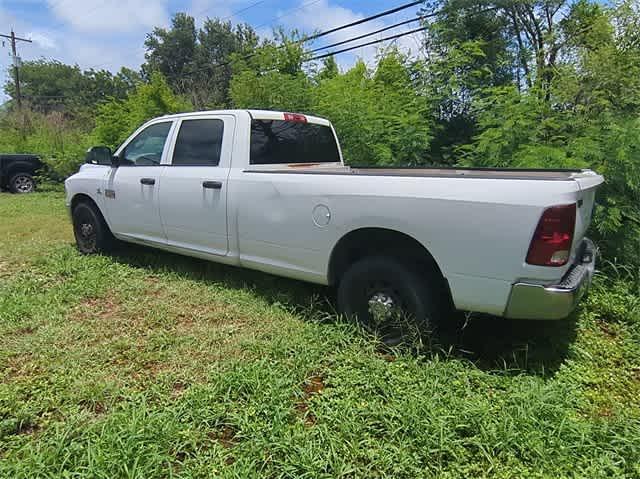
9, 173, 35, 194
72, 202, 114, 254
337, 256, 440, 346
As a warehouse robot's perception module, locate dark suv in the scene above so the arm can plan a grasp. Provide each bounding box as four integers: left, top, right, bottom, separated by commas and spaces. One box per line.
0, 154, 42, 193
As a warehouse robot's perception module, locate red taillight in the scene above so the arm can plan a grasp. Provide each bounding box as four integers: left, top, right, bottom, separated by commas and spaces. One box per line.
526, 204, 576, 266
283, 113, 307, 123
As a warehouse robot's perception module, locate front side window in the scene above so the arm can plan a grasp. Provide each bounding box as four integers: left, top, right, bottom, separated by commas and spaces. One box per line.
121, 122, 172, 166
172, 119, 224, 166
250, 120, 341, 165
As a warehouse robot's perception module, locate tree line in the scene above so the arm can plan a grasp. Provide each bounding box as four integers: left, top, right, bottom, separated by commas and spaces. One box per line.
1, 0, 638, 271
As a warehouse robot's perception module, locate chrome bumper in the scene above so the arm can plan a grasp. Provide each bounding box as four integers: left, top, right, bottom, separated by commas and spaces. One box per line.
504, 239, 596, 320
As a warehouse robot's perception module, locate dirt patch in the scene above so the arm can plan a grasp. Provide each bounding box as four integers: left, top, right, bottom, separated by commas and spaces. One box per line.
1, 353, 41, 382
171, 381, 188, 398
79, 399, 107, 417
5, 325, 38, 338
598, 321, 619, 339
16, 421, 40, 436
219, 425, 238, 448
70, 295, 122, 325
208, 424, 238, 451
295, 374, 325, 426
595, 406, 614, 418
303, 375, 325, 395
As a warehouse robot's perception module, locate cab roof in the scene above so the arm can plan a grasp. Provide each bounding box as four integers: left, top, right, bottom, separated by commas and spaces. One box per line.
158, 109, 331, 126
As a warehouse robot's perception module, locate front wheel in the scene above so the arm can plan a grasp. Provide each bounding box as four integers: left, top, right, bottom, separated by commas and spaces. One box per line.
337, 256, 440, 346
9, 173, 36, 194
72, 202, 114, 254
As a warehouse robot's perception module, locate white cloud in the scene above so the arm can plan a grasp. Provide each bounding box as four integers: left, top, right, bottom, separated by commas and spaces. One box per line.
47, 0, 170, 33
26, 31, 57, 50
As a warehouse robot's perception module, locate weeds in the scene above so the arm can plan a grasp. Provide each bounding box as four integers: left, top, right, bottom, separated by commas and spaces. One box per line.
1, 192, 639, 478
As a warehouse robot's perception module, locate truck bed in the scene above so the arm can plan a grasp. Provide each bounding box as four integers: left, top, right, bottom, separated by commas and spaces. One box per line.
244, 165, 594, 181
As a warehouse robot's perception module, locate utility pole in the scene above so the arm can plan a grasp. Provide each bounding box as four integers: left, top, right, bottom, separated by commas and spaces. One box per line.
0, 30, 32, 108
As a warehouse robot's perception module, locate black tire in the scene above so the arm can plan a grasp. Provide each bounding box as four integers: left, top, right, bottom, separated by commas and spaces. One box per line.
337, 256, 441, 346
9, 172, 36, 194
72, 202, 114, 254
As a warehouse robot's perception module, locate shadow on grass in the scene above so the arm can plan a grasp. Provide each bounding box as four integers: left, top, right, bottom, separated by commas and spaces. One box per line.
435, 311, 578, 376
107, 243, 577, 377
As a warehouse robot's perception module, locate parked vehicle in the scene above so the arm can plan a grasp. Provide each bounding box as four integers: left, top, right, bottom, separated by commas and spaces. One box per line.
0, 154, 42, 193
65, 110, 604, 341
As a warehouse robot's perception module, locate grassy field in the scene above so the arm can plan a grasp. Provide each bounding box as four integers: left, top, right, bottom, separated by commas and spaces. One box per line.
1, 191, 639, 478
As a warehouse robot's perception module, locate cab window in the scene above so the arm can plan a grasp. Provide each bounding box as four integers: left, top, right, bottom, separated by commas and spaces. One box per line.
172, 119, 224, 166
250, 120, 340, 165
121, 122, 172, 166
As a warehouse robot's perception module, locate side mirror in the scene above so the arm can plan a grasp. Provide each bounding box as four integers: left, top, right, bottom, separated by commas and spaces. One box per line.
85, 146, 113, 166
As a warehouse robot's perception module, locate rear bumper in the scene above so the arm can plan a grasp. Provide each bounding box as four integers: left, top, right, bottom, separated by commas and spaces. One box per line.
504, 238, 596, 320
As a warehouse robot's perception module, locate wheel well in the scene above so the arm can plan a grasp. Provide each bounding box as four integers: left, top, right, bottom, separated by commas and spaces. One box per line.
328, 228, 451, 302
7, 164, 35, 179
71, 193, 99, 212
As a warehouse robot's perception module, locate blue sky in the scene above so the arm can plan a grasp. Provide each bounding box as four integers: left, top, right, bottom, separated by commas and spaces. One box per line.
0, 0, 426, 94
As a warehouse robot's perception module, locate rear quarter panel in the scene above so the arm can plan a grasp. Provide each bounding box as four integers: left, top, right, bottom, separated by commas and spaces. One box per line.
230, 171, 586, 315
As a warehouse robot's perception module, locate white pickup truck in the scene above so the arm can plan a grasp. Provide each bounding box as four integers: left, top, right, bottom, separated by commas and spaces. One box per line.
65, 110, 603, 341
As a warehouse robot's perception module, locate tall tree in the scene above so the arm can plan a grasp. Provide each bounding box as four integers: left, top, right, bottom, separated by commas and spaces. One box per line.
143, 13, 198, 94
143, 13, 258, 109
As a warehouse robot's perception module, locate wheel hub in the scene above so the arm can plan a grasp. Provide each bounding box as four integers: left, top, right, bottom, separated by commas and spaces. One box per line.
80, 223, 94, 238
76, 219, 97, 251
368, 291, 398, 323
14, 175, 33, 193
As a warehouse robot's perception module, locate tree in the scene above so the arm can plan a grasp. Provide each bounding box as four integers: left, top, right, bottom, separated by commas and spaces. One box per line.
92, 73, 191, 149
192, 19, 259, 107
230, 31, 313, 112
4, 60, 82, 113
3, 60, 139, 118
143, 13, 258, 108
315, 57, 339, 81
314, 51, 432, 167
419, 2, 514, 162
459, 1, 640, 268
143, 13, 198, 95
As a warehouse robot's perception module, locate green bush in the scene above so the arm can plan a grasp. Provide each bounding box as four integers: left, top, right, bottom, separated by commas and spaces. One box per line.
0, 109, 91, 179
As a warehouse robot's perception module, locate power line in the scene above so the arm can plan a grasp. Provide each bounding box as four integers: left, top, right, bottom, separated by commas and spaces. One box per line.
294, 0, 424, 46
307, 14, 426, 54
306, 5, 497, 61
188, 1, 427, 74
306, 25, 429, 62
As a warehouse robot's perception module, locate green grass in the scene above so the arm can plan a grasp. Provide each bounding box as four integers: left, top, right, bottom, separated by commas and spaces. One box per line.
1, 192, 639, 478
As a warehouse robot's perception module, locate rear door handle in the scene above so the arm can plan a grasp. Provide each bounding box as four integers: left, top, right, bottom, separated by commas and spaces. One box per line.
203, 181, 222, 190
140, 178, 155, 186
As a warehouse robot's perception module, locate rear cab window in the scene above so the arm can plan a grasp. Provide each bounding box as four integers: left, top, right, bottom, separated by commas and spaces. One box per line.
250, 114, 341, 165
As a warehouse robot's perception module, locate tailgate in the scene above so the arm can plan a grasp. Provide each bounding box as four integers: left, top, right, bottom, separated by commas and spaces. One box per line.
572, 172, 604, 249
